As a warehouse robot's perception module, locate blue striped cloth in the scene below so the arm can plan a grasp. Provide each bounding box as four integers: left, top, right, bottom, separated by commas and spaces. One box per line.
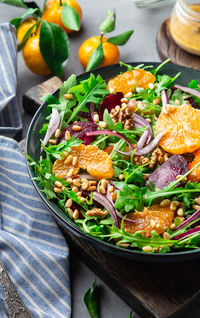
0, 136, 71, 317
0, 23, 22, 137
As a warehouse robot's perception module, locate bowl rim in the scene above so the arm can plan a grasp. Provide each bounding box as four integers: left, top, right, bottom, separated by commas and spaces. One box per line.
26, 62, 200, 261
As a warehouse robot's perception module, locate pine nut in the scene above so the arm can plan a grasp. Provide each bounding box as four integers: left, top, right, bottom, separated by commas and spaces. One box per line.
73, 178, 81, 187
55, 129, 61, 138
72, 186, 78, 193
153, 98, 161, 105
118, 174, 124, 180
176, 174, 183, 180
54, 187, 61, 193
49, 139, 56, 145
66, 177, 73, 184
81, 181, 89, 190
108, 185, 114, 193
66, 168, 74, 178
121, 97, 128, 103
65, 131, 71, 141
72, 125, 82, 132
175, 99, 181, 105
99, 185, 106, 195
67, 208, 73, 217
170, 223, 176, 230
109, 88, 115, 94
63, 151, 69, 158
64, 155, 73, 165
124, 92, 132, 98
65, 199, 72, 208
170, 201, 180, 211
192, 204, 200, 211
142, 246, 153, 252
87, 186, 96, 191
121, 103, 127, 108
55, 181, 62, 188
73, 209, 79, 220
194, 198, 200, 205
163, 232, 170, 240
111, 192, 117, 201
71, 156, 77, 167
160, 199, 171, 207
119, 243, 130, 247
177, 208, 184, 217
80, 197, 86, 203
99, 121, 107, 129
64, 93, 73, 100
77, 191, 82, 197
94, 114, 99, 123
148, 83, 155, 90
146, 118, 151, 123
81, 178, 88, 183
115, 105, 121, 112
102, 179, 108, 189
89, 181, 97, 186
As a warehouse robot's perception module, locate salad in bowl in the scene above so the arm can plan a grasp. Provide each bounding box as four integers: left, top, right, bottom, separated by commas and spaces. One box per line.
27, 61, 200, 255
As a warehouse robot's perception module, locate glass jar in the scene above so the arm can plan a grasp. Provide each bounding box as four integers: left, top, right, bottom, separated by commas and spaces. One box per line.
170, 0, 200, 55
133, 0, 174, 8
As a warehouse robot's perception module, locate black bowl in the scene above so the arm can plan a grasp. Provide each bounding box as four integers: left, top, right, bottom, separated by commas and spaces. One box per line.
26, 62, 200, 262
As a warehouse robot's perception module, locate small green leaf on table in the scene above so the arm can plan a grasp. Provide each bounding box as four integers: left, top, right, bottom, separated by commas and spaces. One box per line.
84, 277, 100, 318
86, 39, 104, 72
108, 30, 134, 45
61, 3, 80, 31
10, 8, 40, 30
39, 20, 70, 77
0, 0, 27, 8
99, 9, 116, 34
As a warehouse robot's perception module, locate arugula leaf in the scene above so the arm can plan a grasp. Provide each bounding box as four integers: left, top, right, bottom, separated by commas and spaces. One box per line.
67, 73, 108, 124
169, 88, 190, 105
99, 9, 116, 34
42, 137, 82, 159
84, 277, 100, 318
107, 30, 134, 46
154, 73, 180, 95
114, 182, 143, 212
103, 109, 123, 130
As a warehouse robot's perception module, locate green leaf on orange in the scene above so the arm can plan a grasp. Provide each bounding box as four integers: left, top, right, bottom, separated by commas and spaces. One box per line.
108, 30, 134, 46
86, 40, 104, 72
0, 0, 27, 8
39, 20, 70, 77
99, 9, 116, 34
10, 8, 39, 30
61, 3, 80, 31
17, 20, 40, 51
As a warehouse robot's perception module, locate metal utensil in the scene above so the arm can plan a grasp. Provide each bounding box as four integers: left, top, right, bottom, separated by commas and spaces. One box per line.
0, 259, 33, 318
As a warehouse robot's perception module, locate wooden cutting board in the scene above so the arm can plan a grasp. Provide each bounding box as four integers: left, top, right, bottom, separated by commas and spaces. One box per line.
23, 78, 200, 318
156, 18, 200, 70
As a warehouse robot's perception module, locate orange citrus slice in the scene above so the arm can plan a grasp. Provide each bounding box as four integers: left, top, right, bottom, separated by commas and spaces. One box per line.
124, 205, 174, 237
107, 69, 156, 95
53, 144, 114, 180
155, 104, 200, 154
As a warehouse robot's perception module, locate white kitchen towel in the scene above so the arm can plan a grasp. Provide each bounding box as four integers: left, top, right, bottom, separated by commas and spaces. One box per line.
0, 136, 71, 317
0, 23, 22, 137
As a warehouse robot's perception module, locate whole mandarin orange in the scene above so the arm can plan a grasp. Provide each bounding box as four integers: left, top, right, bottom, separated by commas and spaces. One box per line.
22, 35, 51, 75
17, 18, 37, 43
78, 36, 120, 69
42, 0, 82, 34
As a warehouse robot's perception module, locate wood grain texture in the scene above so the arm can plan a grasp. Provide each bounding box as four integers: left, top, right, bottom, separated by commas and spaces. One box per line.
156, 18, 200, 70
23, 76, 63, 115
23, 77, 200, 318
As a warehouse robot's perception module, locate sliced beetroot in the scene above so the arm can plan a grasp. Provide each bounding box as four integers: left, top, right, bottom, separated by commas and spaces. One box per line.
57, 121, 98, 145
147, 155, 188, 190
99, 92, 123, 120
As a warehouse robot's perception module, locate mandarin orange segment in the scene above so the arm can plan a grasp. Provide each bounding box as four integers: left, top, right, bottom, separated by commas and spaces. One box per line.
107, 69, 156, 95
155, 104, 200, 155
188, 149, 200, 182
124, 205, 174, 237
53, 144, 114, 180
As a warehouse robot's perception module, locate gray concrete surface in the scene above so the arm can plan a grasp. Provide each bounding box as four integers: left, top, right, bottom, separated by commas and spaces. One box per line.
1, 1, 193, 318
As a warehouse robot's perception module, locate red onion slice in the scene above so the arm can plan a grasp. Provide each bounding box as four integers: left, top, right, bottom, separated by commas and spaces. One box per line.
42, 108, 60, 149
161, 89, 168, 113
174, 85, 200, 99
137, 129, 149, 150
90, 103, 95, 123
86, 129, 134, 150
135, 132, 165, 156
133, 113, 153, 143
93, 191, 119, 227
176, 208, 200, 230
174, 226, 200, 240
